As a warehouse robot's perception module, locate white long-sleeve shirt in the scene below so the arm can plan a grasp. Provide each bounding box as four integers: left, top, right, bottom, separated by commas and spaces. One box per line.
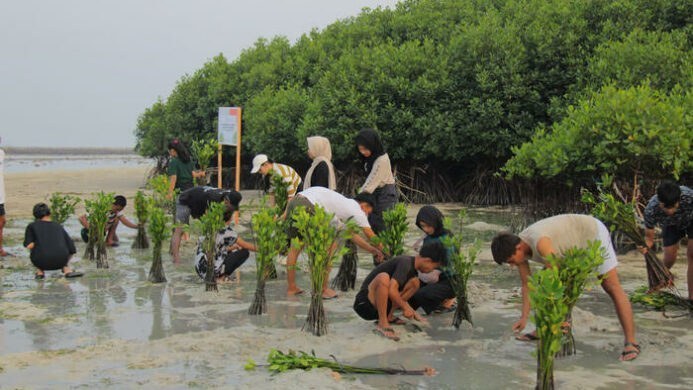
360, 154, 395, 194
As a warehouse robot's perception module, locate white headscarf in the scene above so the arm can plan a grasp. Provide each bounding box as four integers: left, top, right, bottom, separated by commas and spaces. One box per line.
303, 136, 336, 190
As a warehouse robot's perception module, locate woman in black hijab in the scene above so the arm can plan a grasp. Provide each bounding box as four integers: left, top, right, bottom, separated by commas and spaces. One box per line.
355, 128, 398, 237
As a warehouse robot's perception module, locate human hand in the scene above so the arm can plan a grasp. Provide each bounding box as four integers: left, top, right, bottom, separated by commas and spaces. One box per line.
402, 306, 415, 319
373, 249, 385, 263
637, 245, 650, 255
512, 317, 527, 333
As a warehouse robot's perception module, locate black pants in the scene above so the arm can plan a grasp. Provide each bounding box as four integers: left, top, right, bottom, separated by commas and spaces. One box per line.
409, 277, 455, 315
368, 184, 398, 234
222, 249, 250, 276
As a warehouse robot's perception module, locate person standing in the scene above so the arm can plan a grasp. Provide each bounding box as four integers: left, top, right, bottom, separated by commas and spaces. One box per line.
0, 137, 8, 257
303, 136, 337, 191
642, 180, 693, 301
355, 128, 398, 236
167, 139, 204, 198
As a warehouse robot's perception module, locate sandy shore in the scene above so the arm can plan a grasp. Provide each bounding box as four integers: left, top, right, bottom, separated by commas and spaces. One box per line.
4, 166, 152, 218
0, 165, 691, 388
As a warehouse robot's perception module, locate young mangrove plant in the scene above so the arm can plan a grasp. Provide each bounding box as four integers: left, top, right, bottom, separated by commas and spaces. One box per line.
529, 266, 569, 390
373, 202, 409, 258
191, 138, 218, 185
199, 201, 226, 292
147, 203, 170, 283
582, 188, 674, 290
291, 205, 354, 336
48, 192, 80, 225
132, 190, 151, 249
547, 241, 604, 357
83, 192, 114, 268
630, 285, 693, 315
270, 171, 289, 213
330, 239, 358, 292
244, 349, 436, 376
248, 206, 287, 315
148, 174, 176, 213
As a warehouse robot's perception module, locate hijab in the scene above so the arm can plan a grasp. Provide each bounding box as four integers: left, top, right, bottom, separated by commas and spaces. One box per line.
355, 128, 385, 175
415, 205, 448, 238
304, 136, 337, 190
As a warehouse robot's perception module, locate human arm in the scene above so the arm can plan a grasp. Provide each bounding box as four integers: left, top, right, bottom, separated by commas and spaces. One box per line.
512, 260, 532, 332
118, 215, 139, 229
168, 175, 177, 199
23, 224, 35, 249
641, 228, 656, 254
351, 229, 384, 261
359, 155, 392, 194
232, 237, 256, 252
388, 278, 417, 318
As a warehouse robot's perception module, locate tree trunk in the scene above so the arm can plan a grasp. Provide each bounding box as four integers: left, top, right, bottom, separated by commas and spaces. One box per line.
148, 243, 167, 283
96, 243, 109, 269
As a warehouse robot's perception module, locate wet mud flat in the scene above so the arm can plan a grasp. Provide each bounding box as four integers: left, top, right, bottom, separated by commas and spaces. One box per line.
0, 207, 691, 389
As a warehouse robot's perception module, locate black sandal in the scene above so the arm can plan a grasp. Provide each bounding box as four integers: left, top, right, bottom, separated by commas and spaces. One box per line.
620, 342, 641, 361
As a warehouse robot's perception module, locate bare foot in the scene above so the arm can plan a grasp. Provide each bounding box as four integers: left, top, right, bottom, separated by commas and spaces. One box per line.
321, 288, 338, 299
287, 287, 304, 296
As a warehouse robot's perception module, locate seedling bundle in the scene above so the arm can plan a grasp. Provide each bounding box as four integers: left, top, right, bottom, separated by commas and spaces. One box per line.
248, 207, 287, 315
191, 138, 218, 185
84, 192, 114, 268
48, 192, 80, 225
132, 190, 151, 249
199, 202, 226, 292
147, 203, 170, 283
582, 189, 673, 290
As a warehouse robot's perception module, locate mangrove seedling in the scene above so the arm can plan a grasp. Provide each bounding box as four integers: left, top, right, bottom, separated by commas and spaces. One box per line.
248, 206, 287, 315
132, 190, 151, 249
245, 349, 436, 376
582, 188, 673, 290
330, 239, 358, 292
270, 171, 289, 213
83, 192, 114, 268
630, 285, 693, 315
48, 192, 80, 225
291, 205, 354, 336
191, 138, 218, 185
529, 266, 569, 390
199, 201, 226, 292
147, 204, 170, 283
373, 202, 408, 258
148, 174, 176, 214
547, 241, 604, 357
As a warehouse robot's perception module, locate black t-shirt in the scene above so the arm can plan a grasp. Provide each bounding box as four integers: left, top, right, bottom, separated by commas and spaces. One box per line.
358, 255, 417, 294
178, 186, 242, 219
23, 220, 76, 264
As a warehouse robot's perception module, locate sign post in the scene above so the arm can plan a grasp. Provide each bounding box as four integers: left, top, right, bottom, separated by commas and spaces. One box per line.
218, 107, 242, 222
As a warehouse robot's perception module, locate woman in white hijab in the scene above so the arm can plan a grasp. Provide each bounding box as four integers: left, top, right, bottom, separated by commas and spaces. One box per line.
303, 136, 337, 191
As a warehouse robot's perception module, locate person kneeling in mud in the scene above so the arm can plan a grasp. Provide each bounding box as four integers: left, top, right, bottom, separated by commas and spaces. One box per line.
353, 241, 448, 341
24, 203, 83, 279
195, 207, 256, 283
491, 214, 639, 361
78, 195, 139, 247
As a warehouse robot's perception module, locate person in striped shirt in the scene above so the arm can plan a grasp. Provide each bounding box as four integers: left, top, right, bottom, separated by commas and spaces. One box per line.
251, 154, 302, 208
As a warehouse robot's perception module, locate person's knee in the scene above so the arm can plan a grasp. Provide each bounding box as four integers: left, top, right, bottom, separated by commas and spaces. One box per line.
236, 248, 250, 261
372, 273, 391, 289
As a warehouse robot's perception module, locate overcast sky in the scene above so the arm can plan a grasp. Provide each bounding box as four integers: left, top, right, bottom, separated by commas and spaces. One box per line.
0, 0, 398, 148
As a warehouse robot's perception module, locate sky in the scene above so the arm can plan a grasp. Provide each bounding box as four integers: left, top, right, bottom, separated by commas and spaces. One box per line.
0, 0, 399, 149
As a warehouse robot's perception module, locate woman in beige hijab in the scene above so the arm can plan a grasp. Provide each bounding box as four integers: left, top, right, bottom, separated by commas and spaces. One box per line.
303, 136, 337, 190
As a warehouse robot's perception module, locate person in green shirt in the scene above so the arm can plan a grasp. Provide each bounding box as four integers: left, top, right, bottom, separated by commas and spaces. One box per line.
167, 139, 204, 198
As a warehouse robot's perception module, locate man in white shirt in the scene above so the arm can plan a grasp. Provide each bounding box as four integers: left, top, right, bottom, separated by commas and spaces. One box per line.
284, 187, 384, 298
0, 137, 8, 257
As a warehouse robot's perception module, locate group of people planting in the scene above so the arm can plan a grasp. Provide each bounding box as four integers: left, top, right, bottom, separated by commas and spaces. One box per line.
9, 130, 692, 370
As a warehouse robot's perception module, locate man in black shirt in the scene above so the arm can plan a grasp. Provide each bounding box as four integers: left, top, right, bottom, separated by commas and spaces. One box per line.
353, 241, 448, 341
171, 186, 242, 263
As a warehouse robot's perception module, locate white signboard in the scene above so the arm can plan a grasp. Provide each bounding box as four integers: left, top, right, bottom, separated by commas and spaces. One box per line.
218, 107, 240, 146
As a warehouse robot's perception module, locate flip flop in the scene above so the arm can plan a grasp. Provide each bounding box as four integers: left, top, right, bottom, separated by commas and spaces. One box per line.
389, 316, 407, 326
620, 342, 641, 362
35, 273, 45, 280
322, 294, 339, 300
516, 332, 539, 341
64, 271, 84, 278
373, 326, 400, 341
407, 317, 431, 329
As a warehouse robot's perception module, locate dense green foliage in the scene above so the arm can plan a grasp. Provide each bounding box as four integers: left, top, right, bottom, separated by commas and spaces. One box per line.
134, 0, 691, 198
48, 193, 80, 225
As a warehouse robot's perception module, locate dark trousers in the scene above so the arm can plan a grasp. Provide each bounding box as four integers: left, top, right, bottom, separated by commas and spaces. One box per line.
409, 277, 455, 314
222, 249, 250, 276
368, 184, 398, 234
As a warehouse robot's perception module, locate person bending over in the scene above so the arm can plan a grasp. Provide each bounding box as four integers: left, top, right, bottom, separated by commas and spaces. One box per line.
25, 203, 82, 279
491, 214, 639, 361
353, 241, 448, 341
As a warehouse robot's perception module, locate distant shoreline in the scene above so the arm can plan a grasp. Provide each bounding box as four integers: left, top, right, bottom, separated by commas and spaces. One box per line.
3, 146, 137, 155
